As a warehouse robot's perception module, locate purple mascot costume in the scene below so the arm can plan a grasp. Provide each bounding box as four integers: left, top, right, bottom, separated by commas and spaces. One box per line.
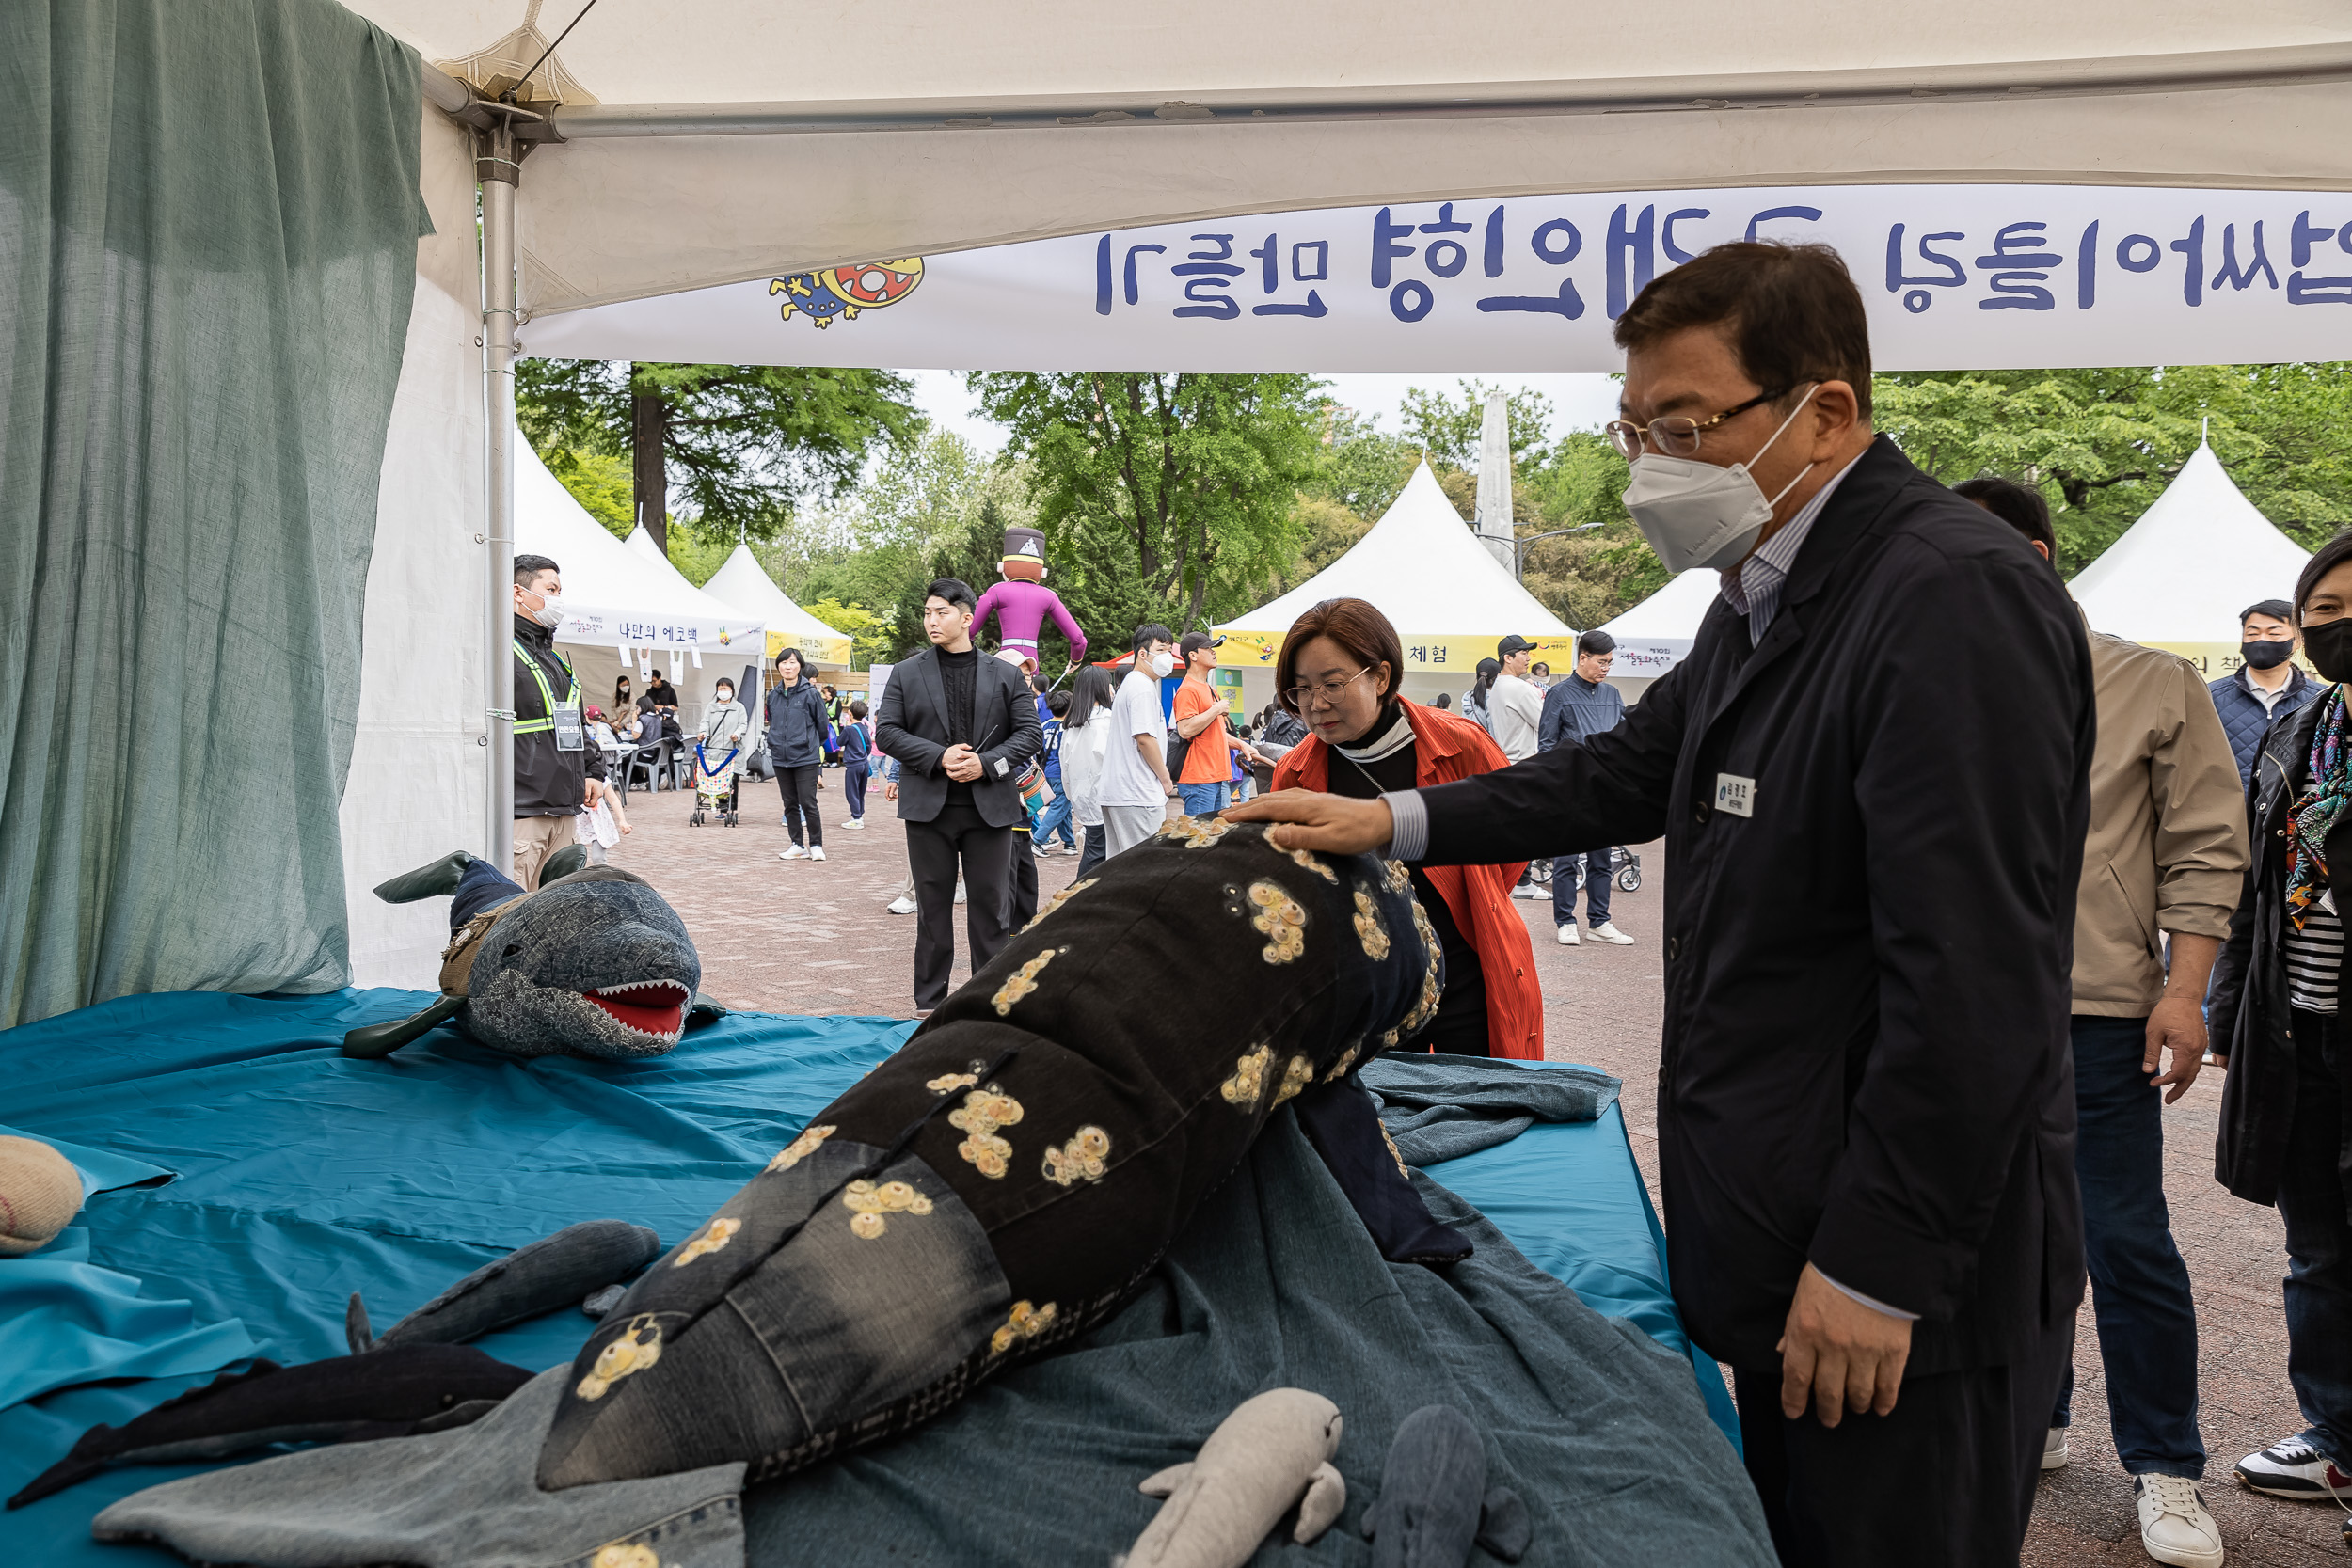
972, 526, 1087, 673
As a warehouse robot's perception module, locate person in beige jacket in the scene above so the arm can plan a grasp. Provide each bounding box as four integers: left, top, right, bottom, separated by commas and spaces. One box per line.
1963, 477, 2249, 1568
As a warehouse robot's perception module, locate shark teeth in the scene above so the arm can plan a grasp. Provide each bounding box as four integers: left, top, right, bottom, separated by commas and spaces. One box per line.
582, 980, 691, 1038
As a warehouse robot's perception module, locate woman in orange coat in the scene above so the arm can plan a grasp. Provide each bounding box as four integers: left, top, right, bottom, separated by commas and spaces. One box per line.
1266, 598, 1543, 1059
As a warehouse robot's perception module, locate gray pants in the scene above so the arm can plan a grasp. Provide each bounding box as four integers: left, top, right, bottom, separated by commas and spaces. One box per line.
1101, 801, 1165, 859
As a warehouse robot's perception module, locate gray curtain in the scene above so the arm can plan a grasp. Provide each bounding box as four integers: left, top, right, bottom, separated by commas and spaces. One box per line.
1, 0, 431, 1026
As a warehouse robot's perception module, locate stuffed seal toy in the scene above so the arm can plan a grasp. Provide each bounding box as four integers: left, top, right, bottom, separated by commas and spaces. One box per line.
532, 816, 1441, 1491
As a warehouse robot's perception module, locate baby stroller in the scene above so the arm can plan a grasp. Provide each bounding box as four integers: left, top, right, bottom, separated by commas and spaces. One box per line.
1526, 846, 1643, 893
687, 741, 742, 828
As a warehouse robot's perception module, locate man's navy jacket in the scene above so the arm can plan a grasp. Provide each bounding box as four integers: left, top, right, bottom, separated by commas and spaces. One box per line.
1414, 436, 2093, 1373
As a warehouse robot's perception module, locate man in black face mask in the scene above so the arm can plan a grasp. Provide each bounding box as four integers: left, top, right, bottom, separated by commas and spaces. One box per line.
2209, 599, 2318, 788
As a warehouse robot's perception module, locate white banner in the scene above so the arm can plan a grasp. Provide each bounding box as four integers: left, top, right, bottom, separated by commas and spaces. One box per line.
523, 185, 2352, 372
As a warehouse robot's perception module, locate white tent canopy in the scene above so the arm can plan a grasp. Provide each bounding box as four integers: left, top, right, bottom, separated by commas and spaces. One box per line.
350, 5, 2352, 317
703, 542, 854, 668
2069, 441, 2312, 669
1596, 570, 1723, 685
1217, 462, 1575, 705
516, 442, 764, 660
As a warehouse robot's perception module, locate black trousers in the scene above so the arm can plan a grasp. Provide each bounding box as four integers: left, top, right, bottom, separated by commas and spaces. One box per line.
1731, 1307, 2071, 1568
1074, 823, 1106, 879
777, 764, 822, 847
1008, 831, 1039, 932
906, 802, 1013, 1010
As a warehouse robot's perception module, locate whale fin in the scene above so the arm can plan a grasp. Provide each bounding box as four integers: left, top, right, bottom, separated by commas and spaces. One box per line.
1137, 1462, 1192, 1498
344, 1292, 373, 1354
1476, 1485, 1531, 1561
342, 994, 465, 1059
1295, 1461, 1346, 1544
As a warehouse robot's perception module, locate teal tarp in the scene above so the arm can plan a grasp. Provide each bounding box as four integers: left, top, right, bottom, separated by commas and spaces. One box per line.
0, 0, 432, 1025
0, 990, 1746, 1562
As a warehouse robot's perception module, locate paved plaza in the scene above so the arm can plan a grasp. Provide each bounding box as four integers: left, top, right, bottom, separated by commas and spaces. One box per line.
612, 769, 2343, 1566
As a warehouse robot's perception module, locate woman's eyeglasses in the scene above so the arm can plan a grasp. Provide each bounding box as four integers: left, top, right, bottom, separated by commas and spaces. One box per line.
1284, 667, 1373, 708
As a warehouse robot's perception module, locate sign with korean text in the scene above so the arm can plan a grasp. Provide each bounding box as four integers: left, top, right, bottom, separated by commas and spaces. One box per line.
527, 186, 2352, 372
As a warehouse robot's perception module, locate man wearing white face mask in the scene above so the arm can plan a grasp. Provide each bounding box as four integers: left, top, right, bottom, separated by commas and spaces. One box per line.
1231, 243, 2095, 1567
1101, 624, 1180, 858
510, 553, 610, 889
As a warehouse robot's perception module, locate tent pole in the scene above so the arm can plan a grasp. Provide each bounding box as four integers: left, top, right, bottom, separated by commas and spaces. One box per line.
478, 116, 524, 874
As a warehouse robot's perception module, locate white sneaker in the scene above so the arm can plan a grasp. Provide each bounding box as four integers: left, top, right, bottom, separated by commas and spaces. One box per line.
808, 846, 826, 862
845, 817, 866, 831
887, 895, 917, 915
2234, 1433, 2352, 1498
2135, 1475, 2222, 1568
1556, 923, 1581, 946
778, 845, 808, 861
2042, 1427, 2070, 1471
1588, 922, 1636, 945
954, 881, 966, 905
1510, 882, 1546, 900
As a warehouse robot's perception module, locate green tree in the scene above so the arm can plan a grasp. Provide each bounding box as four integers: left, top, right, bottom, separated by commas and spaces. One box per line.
1302, 402, 1420, 520
1873, 363, 2352, 574
774, 427, 1038, 659
516, 359, 920, 553
1397, 379, 1554, 471
799, 597, 896, 669
541, 448, 634, 534
970, 372, 1324, 640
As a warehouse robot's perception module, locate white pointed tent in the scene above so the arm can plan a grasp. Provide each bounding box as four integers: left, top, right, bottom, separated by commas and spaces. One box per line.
514, 441, 765, 717
1595, 570, 1722, 692
2070, 442, 2312, 669
704, 542, 854, 669
1217, 462, 1575, 708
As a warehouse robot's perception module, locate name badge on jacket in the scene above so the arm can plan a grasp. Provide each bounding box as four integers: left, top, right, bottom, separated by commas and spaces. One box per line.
1714, 773, 1755, 817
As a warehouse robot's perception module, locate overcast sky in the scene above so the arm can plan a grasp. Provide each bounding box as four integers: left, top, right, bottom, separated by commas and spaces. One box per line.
901, 370, 1624, 456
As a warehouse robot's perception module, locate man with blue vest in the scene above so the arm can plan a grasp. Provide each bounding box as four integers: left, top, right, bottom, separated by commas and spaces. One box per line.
2208, 599, 2318, 788
511, 553, 609, 889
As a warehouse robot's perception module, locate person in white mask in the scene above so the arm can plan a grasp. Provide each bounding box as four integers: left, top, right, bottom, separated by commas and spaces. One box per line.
1100, 624, 1180, 859
1231, 242, 2096, 1568
509, 553, 611, 889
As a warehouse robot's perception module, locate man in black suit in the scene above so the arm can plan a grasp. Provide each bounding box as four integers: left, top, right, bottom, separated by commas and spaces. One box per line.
874, 578, 1043, 1016
1232, 243, 2092, 1566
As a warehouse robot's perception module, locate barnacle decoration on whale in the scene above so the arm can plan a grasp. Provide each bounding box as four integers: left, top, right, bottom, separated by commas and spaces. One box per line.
341, 849, 724, 1063
528, 819, 1440, 1494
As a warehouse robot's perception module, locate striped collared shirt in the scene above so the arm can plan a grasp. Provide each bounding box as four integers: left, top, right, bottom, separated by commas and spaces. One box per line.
1717, 455, 1861, 643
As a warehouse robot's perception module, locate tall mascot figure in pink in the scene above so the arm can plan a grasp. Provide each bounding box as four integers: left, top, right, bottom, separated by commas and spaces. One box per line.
972, 525, 1087, 675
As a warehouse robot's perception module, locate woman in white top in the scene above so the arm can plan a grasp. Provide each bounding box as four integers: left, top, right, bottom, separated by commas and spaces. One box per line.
1057, 663, 1117, 878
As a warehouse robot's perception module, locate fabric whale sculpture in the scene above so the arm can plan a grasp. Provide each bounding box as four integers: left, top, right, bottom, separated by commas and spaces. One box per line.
344, 850, 719, 1061
532, 816, 1442, 1491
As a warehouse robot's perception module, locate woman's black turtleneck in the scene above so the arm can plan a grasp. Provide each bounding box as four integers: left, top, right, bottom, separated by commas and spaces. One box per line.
1320, 705, 1491, 1056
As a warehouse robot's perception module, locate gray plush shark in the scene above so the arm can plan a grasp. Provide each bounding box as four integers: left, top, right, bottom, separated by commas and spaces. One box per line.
343, 853, 717, 1062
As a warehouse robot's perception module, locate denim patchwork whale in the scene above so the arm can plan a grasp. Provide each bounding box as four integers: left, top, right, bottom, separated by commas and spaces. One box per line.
344, 852, 716, 1062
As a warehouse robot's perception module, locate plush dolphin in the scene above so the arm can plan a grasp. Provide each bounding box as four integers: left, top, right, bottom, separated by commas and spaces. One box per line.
1116, 1389, 1347, 1568
1360, 1405, 1531, 1567
5, 1345, 532, 1509
343, 852, 720, 1061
